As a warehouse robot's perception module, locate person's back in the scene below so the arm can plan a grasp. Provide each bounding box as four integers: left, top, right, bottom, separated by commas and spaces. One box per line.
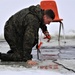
5, 5, 43, 35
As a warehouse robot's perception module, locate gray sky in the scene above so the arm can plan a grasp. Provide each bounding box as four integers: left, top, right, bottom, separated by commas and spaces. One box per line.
0, 0, 75, 35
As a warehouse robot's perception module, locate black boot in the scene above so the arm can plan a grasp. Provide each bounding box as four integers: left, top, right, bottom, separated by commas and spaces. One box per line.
0, 52, 22, 62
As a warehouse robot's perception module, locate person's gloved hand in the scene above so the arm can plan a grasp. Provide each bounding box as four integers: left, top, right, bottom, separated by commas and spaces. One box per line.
44, 31, 51, 42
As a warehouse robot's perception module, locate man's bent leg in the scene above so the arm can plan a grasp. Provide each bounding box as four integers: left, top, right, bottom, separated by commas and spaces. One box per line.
2, 20, 22, 61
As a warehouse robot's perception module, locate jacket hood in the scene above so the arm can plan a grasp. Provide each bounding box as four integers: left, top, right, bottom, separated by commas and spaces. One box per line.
29, 5, 44, 22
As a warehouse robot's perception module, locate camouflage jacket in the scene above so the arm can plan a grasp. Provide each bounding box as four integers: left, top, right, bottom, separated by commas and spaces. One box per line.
9, 5, 47, 34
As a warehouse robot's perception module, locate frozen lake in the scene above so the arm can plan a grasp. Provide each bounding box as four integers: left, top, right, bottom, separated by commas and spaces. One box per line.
0, 39, 75, 75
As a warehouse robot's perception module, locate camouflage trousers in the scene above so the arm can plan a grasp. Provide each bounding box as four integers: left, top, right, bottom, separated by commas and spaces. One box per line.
1, 19, 38, 62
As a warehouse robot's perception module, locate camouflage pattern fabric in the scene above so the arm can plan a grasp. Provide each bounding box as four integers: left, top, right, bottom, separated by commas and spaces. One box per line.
1, 5, 48, 62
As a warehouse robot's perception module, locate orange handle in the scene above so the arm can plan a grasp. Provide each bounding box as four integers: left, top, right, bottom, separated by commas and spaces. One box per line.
38, 42, 43, 49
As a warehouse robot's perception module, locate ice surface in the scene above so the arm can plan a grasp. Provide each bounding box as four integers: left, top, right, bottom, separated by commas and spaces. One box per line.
0, 70, 63, 75
0, 39, 75, 75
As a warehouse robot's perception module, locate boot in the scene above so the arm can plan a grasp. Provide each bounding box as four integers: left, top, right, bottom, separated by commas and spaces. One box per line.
0, 52, 22, 62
